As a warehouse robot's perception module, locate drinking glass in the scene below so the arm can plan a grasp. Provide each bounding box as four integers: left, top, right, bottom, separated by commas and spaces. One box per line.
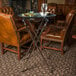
41, 3, 48, 13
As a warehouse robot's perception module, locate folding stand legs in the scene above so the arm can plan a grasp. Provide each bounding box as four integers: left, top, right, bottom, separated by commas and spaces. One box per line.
22, 17, 52, 72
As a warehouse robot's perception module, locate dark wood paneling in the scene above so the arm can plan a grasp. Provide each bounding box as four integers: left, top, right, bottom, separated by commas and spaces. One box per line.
57, 4, 76, 15
65, 0, 76, 5
48, 3, 76, 16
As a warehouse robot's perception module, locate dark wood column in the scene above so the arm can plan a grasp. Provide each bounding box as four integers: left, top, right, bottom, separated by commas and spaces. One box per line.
38, 0, 44, 11
0, 0, 2, 7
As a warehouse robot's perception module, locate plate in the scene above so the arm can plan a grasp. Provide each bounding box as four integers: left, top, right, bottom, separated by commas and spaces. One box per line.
21, 13, 35, 17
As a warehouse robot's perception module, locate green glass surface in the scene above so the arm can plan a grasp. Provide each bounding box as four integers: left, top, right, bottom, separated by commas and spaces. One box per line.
18, 12, 56, 18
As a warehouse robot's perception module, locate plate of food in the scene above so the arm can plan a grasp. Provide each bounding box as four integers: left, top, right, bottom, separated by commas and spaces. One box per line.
21, 12, 35, 17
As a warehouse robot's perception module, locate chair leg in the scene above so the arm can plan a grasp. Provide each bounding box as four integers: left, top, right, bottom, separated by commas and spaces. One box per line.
40, 38, 43, 50
18, 46, 20, 60
1, 43, 4, 54
61, 43, 64, 55
33, 42, 35, 47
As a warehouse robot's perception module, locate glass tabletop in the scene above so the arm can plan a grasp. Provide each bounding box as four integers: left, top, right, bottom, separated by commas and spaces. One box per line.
18, 12, 56, 19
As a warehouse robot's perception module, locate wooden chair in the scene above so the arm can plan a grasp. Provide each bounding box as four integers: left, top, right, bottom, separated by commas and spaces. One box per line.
0, 13, 31, 60
40, 10, 75, 54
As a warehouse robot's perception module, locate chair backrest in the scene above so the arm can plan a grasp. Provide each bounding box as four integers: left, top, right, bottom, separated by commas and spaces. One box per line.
66, 10, 76, 25
63, 10, 76, 45
0, 13, 19, 46
0, 7, 14, 15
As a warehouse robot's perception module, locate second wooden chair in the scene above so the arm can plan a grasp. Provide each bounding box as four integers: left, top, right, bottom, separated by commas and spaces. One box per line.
40, 10, 75, 54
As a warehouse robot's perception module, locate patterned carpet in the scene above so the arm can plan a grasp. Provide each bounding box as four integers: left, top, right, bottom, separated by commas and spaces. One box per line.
0, 40, 76, 76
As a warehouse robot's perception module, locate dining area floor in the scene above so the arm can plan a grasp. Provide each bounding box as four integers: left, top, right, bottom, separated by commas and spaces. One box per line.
0, 39, 76, 76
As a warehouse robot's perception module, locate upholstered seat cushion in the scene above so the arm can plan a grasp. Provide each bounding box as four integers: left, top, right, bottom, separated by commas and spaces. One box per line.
41, 26, 66, 42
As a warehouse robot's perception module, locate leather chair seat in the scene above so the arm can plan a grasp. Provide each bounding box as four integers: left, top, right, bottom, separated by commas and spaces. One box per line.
41, 26, 65, 42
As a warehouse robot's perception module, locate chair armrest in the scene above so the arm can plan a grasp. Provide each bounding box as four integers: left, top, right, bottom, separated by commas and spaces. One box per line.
42, 27, 50, 35
50, 24, 65, 29
57, 20, 65, 24
17, 26, 26, 32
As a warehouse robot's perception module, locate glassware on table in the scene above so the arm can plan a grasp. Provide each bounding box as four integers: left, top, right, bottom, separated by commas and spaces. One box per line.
41, 3, 48, 12
40, 3, 48, 16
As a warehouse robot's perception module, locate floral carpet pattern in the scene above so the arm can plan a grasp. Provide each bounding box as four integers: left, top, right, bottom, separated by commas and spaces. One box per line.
0, 41, 76, 76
